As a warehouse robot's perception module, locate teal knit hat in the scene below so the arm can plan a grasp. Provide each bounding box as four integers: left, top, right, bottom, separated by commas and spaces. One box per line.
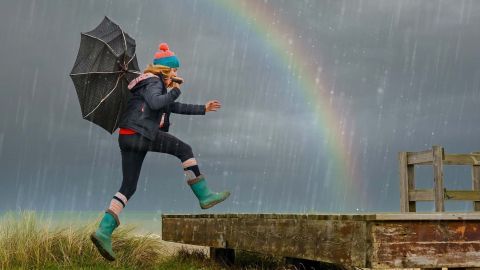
153, 43, 180, 68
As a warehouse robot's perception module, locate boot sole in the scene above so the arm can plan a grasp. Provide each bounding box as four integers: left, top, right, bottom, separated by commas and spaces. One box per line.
90, 232, 115, 261
201, 192, 231, 209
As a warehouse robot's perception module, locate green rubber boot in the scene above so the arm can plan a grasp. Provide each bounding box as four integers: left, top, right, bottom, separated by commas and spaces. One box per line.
90, 211, 119, 261
188, 175, 230, 209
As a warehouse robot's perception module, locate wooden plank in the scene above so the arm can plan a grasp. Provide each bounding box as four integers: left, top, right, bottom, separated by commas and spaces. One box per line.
163, 213, 480, 221
163, 213, 480, 269
162, 217, 208, 246
371, 242, 480, 268
162, 213, 378, 221
399, 152, 409, 212
473, 163, 480, 211
409, 189, 480, 201
370, 221, 480, 242
433, 145, 445, 212
228, 218, 367, 267
369, 221, 480, 268
163, 216, 367, 267
408, 164, 416, 211
409, 189, 434, 201
444, 154, 480, 165
445, 190, 480, 201
407, 150, 434, 165
368, 213, 480, 221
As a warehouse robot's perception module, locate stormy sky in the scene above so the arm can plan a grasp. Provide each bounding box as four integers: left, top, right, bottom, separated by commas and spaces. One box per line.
0, 0, 479, 214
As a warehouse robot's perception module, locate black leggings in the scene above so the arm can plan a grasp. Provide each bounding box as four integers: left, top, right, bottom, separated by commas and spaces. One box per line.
117, 131, 195, 200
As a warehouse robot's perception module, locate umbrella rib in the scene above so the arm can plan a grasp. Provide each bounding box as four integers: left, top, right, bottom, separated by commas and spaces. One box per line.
113, 27, 130, 133
83, 74, 124, 119
70, 71, 123, 76
82, 33, 119, 57
111, 99, 122, 133
124, 52, 141, 80
126, 52, 136, 66
121, 29, 128, 64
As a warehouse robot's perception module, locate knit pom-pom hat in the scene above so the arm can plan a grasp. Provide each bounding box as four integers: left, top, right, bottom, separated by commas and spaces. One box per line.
153, 43, 180, 68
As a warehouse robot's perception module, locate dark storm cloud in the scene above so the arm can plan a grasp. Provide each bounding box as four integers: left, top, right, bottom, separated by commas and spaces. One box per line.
0, 0, 479, 213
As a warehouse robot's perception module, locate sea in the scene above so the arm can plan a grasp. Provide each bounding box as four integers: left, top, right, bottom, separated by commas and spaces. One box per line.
0, 210, 164, 235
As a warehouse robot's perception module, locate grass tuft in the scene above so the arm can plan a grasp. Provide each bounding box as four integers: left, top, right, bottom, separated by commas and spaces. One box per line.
0, 210, 167, 269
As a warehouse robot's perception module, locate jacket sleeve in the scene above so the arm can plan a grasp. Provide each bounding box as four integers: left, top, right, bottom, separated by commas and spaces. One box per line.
170, 102, 206, 115
142, 82, 181, 110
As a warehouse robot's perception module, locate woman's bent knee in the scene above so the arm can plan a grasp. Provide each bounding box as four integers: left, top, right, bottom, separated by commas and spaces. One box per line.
179, 145, 194, 162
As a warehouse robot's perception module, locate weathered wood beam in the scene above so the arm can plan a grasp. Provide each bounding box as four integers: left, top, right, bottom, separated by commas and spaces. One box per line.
163, 216, 368, 267
370, 220, 480, 268
407, 150, 433, 165
409, 189, 480, 201
163, 214, 480, 268
163, 213, 480, 221
399, 152, 409, 212
409, 189, 434, 201
371, 212, 480, 220
444, 154, 480, 165
433, 145, 445, 212
162, 213, 378, 220
473, 162, 480, 211
408, 164, 416, 211
407, 152, 480, 165
399, 152, 418, 212
445, 190, 480, 201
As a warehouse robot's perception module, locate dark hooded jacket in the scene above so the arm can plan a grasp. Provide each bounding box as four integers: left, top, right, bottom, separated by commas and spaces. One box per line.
118, 74, 206, 140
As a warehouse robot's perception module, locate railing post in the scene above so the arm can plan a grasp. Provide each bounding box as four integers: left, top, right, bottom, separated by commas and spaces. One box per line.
432, 145, 445, 212
399, 152, 416, 212
400, 147, 480, 212
399, 152, 409, 212
472, 152, 480, 211
407, 161, 416, 212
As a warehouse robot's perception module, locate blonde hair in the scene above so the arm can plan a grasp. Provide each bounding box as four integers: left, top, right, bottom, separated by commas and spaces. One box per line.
143, 64, 174, 88
143, 64, 171, 77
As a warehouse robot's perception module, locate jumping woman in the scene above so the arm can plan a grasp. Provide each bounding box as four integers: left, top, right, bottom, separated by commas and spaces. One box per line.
90, 43, 231, 261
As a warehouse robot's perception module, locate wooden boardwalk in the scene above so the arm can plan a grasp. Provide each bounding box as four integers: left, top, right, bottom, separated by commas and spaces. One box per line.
162, 212, 480, 269
163, 146, 480, 268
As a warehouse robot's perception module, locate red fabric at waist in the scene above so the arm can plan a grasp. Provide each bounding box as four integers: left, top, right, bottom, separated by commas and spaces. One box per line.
119, 128, 137, 135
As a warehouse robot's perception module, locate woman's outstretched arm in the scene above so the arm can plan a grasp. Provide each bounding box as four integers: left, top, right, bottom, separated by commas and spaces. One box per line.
170, 102, 206, 115
170, 100, 221, 115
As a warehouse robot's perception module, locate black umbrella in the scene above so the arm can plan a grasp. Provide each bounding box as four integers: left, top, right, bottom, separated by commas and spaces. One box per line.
70, 16, 140, 134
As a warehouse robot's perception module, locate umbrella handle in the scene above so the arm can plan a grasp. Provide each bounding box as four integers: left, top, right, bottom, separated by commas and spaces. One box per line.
118, 62, 128, 72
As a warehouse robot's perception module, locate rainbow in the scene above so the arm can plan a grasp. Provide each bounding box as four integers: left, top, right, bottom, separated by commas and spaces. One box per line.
209, 0, 361, 208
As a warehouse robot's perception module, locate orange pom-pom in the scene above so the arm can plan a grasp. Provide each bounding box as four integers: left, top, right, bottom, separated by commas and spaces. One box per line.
159, 43, 169, 51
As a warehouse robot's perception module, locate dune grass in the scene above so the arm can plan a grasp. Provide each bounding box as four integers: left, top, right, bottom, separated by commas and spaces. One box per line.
0, 210, 170, 269
0, 211, 292, 269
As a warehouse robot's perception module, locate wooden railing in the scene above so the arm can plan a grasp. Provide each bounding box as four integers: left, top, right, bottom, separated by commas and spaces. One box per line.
399, 145, 480, 212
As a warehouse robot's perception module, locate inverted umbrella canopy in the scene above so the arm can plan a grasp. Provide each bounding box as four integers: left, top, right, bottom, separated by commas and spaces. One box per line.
70, 16, 140, 134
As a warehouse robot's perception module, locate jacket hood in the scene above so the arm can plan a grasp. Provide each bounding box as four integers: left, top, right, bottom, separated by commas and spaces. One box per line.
128, 73, 159, 90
